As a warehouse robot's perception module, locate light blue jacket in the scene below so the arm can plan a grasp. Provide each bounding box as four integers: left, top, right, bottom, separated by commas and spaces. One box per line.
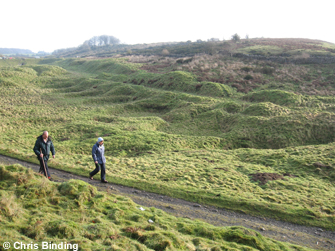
92, 142, 106, 164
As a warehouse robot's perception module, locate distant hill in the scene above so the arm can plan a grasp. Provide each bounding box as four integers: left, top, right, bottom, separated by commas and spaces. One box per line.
51, 38, 335, 59
0, 48, 34, 55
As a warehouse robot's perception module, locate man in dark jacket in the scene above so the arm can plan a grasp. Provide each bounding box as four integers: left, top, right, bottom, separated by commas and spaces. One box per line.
90, 137, 108, 183
33, 131, 55, 179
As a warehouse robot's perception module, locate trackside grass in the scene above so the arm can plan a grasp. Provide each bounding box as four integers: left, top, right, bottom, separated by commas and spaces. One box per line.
0, 164, 316, 250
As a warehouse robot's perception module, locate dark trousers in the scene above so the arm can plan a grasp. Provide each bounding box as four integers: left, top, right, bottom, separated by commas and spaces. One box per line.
38, 156, 50, 178
90, 163, 106, 181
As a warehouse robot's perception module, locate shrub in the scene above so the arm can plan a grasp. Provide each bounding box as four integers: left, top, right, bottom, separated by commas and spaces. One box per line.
260, 67, 275, 75
162, 49, 170, 55
241, 66, 253, 72
244, 74, 254, 80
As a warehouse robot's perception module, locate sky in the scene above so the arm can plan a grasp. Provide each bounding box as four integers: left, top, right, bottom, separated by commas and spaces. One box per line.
1, 0, 334, 53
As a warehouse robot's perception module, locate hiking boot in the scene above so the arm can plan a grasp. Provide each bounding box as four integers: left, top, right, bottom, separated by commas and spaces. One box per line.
101, 180, 108, 183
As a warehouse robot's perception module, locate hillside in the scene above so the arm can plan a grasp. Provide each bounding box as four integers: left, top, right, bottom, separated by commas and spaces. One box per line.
0, 39, 335, 249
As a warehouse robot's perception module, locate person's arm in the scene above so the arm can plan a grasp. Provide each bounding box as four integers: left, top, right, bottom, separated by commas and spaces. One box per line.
50, 141, 56, 158
92, 145, 98, 163
33, 140, 40, 156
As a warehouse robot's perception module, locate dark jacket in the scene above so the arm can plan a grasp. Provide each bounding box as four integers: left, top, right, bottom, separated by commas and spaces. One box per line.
33, 135, 55, 159
92, 142, 106, 164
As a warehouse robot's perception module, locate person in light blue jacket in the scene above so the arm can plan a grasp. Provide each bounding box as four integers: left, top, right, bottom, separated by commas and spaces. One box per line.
90, 137, 108, 183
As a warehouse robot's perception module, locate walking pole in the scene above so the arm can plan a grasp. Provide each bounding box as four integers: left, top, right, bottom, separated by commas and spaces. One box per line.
40, 148, 48, 178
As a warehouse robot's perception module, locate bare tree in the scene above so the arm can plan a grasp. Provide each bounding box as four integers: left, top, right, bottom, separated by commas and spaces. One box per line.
106, 35, 120, 45
99, 35, 109, 46
223, 42, 237, 57
208, 38, 220, 42
87, 36, 99, 47
84, 35, 120, 48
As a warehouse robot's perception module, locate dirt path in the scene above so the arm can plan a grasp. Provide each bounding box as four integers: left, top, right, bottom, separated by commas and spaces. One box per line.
1, 154, 334, 250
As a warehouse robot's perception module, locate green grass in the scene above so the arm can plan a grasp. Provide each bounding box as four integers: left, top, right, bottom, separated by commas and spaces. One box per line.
0, 56, 335, 233
237, 45, 285, 56
0, 164, 316, 250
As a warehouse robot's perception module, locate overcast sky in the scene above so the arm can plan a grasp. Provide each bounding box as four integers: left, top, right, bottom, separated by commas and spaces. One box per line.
1, 0, 334, 53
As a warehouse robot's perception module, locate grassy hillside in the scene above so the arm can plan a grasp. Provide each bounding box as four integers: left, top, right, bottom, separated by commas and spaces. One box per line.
0, 164, 314, 250
0, 49, 335, 236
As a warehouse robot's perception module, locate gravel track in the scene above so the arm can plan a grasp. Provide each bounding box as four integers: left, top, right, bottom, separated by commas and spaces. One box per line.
1, 154, 334, 250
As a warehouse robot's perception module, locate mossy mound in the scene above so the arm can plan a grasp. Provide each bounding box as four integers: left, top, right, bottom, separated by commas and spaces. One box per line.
58, 179, 97, 205
0, 66, 38, 85
29, 65, 68, 76
242, 90, 304, 106
105, 85, 139, 96
163, 103, 213, 121
58, 58, 140, 75
128, 70, 233, 97
160, 70, 195, 85
0, 66, 37, 78
242, 102, 290, 117
197, 81, 233, 97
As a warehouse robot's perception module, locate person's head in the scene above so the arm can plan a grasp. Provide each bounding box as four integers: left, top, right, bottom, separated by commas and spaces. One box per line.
97, 137, 104, 145
42, 131, 49, 140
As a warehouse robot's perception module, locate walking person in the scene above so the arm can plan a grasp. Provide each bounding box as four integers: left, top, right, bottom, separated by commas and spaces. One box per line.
33, 131, 55, 180
90, 137, 108, 183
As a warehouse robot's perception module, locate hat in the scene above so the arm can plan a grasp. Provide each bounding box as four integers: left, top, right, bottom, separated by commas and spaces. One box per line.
97, 137, 104, 143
